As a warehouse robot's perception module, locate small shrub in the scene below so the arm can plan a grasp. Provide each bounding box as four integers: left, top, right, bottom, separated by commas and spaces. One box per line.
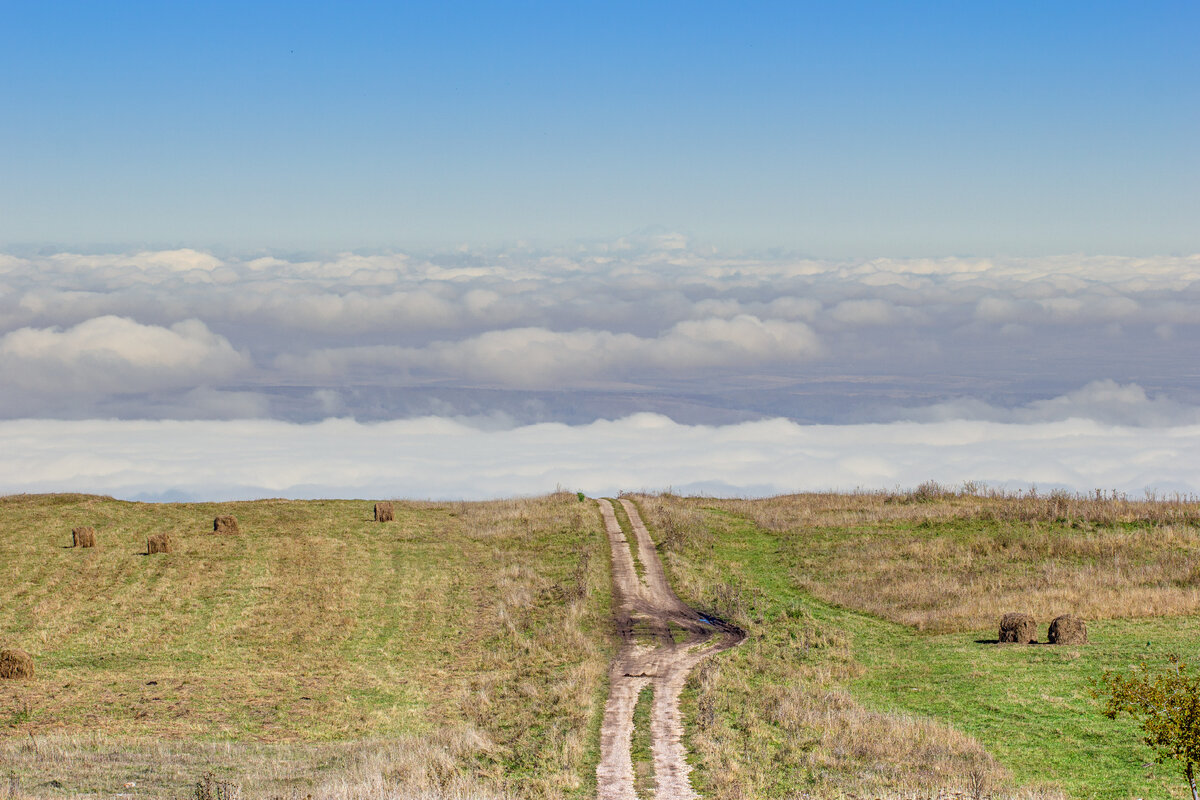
1094, 654, 1200, 799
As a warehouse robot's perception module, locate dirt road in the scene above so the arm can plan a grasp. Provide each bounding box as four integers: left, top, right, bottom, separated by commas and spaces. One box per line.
596, 498, 745, 800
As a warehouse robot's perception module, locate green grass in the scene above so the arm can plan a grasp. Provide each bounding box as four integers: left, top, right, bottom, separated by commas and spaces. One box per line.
631, 684, 655, 798
609, 498, 645, 580
635, 494, 1200, 799
852, 617, 1200, 800
668, 623, 690, 645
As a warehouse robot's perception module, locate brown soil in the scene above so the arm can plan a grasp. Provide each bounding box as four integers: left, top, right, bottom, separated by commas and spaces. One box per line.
596, 499, 744, 800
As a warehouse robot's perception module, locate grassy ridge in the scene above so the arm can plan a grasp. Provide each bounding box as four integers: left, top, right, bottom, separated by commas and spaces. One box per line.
0, 493, 612, 799
9, 488, 1200, 799
635, 492, 1200, 800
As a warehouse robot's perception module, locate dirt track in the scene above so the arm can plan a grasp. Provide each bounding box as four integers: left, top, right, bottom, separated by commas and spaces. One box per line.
596, 499, 745, 800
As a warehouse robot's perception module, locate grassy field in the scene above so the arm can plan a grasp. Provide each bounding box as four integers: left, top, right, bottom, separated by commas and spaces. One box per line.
7, 488, 1200, 799
0, 492, 612, 799
633, 490, 1200, 800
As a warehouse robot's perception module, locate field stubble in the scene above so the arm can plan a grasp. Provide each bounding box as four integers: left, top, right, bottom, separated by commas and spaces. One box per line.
0, 492, 612, 799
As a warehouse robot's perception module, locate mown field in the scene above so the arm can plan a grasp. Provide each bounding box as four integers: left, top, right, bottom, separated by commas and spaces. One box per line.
634, 490, 1200, 800
5, 489, 1200, 800
0, 493, 613, 799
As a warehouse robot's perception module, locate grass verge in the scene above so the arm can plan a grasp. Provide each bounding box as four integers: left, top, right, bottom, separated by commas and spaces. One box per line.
631, 684, 655, 799
608, 499, 644, 581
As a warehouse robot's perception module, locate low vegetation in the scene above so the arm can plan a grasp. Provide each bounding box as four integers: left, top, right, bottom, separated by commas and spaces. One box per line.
1094, 655, 1200, 800
635, 495, 1013, 799
7, 487, 1200, 798
630, 685, 654, 798
716, 487, 1200, 633
633, 489, 1200, 799
0, 492, 612, 799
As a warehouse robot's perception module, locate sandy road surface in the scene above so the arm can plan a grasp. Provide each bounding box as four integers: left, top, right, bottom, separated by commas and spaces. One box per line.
596, 499, 745, 800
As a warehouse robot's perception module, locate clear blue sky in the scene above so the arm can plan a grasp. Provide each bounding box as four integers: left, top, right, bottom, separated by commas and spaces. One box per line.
2, 1, 1196, 255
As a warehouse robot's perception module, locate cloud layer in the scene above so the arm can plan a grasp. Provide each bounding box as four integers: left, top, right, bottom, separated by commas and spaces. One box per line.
0, 316, 247, 394
1, 244, 1199, 424
2, 414, 1197, 501
2, 243, 1198, 497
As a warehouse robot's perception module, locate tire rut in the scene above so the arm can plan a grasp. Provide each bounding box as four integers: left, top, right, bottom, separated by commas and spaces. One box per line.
595, 498, 745, 800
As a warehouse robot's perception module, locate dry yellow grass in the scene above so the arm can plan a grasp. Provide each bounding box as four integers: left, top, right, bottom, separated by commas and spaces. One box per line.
0, 731, 512, 799
0, 492, 610, 799
702, 488, 1200, 632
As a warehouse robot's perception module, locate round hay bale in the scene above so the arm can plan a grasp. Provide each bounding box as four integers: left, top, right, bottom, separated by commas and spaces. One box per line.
374, 502, 395, 522
1048, 614, 1088, 645
998, 612, 1037, 644
147, 532, 171, 555
72, 526, 97, 548
213, 515, 240, 535
0, 648, 34, 680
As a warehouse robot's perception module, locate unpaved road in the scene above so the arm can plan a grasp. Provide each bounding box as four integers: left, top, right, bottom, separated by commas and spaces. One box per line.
596, 499, 745, 800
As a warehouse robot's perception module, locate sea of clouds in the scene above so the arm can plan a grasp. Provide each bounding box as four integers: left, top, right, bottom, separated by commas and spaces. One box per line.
2, 237, 1198, 498
2, 415, 1198, 501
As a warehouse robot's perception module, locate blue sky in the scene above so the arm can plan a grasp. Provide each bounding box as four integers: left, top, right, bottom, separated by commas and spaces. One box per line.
2, 1, 1196, 254
1, 2, 1200, 497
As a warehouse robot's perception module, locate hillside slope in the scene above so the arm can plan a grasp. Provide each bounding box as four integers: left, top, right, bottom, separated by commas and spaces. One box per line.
636, 490, 1200, 800
0, 492, 612, 799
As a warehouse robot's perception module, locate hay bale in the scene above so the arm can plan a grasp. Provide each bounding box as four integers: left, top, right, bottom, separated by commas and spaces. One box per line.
72, 526, 97, 548
1048, 614, 1088, 645
0, 648, 34, 680
374, 502, 395, 522
998, 612, 1037, 644
213, 515, 240, 535
147, 532, 171, 554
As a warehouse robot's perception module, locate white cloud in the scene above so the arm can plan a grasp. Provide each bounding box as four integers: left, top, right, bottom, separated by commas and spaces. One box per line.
829, 298, 904, 325
1, 248, 1200, 424
44, 249, 225, 276
278, 315, 823, 388
0, 316, 249, 394
894, 381, 1200, 428
2, 414, 1198, 501
974, 296, 1024, 323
